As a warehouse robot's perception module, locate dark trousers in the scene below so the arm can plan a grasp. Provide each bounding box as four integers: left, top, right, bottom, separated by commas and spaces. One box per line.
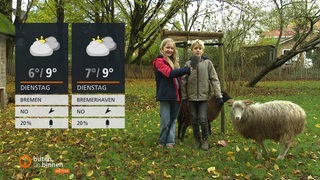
189, 101, 209, 140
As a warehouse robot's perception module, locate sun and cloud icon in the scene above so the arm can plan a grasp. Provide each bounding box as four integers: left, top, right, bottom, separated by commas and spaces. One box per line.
86, 36, 117, 57
29, 35, 116, 57
29, 36, 60, 57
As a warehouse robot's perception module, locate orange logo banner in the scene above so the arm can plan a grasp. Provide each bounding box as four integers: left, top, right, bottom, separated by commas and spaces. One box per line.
54, 168, 70, 174
19, 155, 32, 168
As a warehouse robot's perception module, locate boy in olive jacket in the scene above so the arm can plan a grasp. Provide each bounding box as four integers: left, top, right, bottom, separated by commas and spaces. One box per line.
181, 39, 223, 150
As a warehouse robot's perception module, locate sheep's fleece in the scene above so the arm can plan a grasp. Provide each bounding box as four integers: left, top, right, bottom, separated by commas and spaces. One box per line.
230, 100, 306, 160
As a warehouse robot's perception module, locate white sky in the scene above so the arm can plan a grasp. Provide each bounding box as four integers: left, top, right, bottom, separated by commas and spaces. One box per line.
12, 0, 28, 10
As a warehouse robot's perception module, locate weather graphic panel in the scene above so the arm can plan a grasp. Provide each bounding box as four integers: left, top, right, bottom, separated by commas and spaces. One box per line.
71, 23, 125, 129
15, 23, 68, 94
71, 23, 125, 94
15, 23, 69, 129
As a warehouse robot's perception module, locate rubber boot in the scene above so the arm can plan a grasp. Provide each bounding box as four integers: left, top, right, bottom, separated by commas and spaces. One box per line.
192, 123, 201, 149
201, 139, 209, 151
200, 122, 210, 151
194, 137, 201, 149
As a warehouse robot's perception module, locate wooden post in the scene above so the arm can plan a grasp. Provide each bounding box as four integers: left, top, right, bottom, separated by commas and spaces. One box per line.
218, 37, 225, 133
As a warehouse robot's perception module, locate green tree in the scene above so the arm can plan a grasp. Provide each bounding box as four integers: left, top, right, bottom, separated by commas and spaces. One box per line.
117, 0, 185, 64
247, 0, 320, 87
0, 1, 12, 18
75, 0, 115, 23
170, 0, 206, 63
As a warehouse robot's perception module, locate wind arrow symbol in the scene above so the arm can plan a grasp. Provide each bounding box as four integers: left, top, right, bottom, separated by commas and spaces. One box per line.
105, 108, 111, 114
49, 108, 55, 114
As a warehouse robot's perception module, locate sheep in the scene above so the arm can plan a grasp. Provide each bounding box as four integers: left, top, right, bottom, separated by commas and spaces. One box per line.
229, 100, 306, 160
177, 91, 232, 142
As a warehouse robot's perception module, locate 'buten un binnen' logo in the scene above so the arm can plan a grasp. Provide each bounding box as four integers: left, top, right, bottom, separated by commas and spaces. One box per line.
19, 154, 32, 168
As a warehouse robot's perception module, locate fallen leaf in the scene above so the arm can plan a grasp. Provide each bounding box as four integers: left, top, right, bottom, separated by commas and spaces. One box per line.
308, 175, 315, 180
163, 171, 172, 178
315, 124, 320, 128
227, 151, 235, 156
207, 166, 220, 178
207, 166, 216, 174
265, 161, 273, 169
86, 170, 94, 177
147, 170, 155, 175
217, 140, 228, 147
292, 170, 302, 176
226, 156, 236, 161
271, 148, 278, 152
274, 164, 280, 171
16, 174, 24, 180
62, 150, 68, 155
236, 145, 240, 152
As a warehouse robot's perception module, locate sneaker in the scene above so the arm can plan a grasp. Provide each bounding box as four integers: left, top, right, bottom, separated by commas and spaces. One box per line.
166, 144, 174, 148
157, 144, 164, 148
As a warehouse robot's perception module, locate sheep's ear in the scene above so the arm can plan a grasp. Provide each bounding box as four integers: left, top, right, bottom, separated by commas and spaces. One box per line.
227, 99, 234, 106
243, 100, 254, 106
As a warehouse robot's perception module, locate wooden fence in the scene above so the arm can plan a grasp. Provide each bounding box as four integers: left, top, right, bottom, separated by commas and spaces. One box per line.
125, 63, 320, 81
7, 61, 319, 81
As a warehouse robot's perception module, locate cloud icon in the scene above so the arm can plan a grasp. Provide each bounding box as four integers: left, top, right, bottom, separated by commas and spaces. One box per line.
46, 36, 60, 51
29, 36, 60, 57
86, 36, 117, 57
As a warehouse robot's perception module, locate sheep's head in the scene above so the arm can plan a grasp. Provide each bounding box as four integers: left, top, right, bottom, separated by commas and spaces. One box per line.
229, 100, 254, 121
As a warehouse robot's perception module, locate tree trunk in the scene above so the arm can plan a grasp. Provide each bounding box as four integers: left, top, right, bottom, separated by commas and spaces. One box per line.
13, 0, 22, 24
246, 62, 277, 87
55, 0, 65, 23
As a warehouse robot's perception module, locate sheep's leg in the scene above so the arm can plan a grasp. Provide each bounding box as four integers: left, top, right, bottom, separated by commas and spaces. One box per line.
277, 142, 291, 160
255, 141, 263, 159
208, 122, 212, 135
261, 142, 269, 156
177, 123, 182, 139
256, 140, 268, 159
180, 123, 189, 142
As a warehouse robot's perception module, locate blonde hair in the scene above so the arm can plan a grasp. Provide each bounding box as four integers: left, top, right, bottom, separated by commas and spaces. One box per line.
160, 38, 180, 68
190, 39, 205, 51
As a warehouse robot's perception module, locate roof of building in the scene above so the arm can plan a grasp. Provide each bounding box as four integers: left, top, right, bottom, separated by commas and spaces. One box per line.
0, 13, 15, 36
262, 27, 296, 38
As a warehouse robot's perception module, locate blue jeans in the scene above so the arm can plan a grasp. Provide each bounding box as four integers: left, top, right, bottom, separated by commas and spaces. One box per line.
159, 101, 179, 145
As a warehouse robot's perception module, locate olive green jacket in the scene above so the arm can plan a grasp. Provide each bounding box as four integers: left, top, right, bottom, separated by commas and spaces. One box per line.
181, 58, 222, 101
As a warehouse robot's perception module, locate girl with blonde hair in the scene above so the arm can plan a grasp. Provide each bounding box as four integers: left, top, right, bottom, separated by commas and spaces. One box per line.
153, 38, 192, 148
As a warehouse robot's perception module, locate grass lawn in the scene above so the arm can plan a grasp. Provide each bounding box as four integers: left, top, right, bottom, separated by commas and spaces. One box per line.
1, 79, 319, 179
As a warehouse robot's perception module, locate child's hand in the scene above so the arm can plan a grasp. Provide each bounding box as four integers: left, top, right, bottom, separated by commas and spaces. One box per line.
190, 55, 200, 68
216, 97, 224, 106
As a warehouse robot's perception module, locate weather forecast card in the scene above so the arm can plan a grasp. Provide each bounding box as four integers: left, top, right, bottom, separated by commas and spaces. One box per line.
70, 23, 125, 129
15, 23, 68, 94
71, 23, 125, 94
14, 23, 69, 129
